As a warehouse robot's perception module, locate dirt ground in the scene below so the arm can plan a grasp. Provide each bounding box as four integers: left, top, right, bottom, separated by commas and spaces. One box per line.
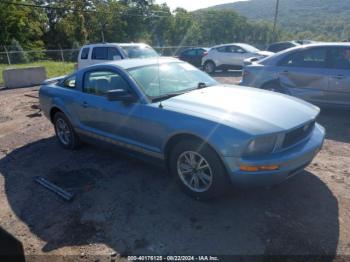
0, 72, 349, 261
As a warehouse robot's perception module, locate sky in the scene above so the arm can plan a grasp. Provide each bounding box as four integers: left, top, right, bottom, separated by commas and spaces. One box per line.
156, 0, 249, 11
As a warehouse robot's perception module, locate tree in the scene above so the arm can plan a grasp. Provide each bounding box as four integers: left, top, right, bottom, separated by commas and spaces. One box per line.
0, 1, 46, 49
9, 39, 29, 64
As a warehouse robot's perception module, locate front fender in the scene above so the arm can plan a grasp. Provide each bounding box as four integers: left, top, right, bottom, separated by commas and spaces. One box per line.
162, 118, 251, 157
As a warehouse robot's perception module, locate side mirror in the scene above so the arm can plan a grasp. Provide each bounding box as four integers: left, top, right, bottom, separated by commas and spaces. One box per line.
107, 89, 137, 103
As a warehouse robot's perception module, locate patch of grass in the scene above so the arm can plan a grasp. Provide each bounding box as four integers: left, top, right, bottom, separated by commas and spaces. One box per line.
0, 61, 75, 86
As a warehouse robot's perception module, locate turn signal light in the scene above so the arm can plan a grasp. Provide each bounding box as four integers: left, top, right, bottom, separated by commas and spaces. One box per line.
240, 165, 279, 172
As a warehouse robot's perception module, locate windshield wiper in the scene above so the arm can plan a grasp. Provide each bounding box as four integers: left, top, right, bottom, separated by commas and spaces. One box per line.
151, 83, 212, 103
151, 91, 188, 102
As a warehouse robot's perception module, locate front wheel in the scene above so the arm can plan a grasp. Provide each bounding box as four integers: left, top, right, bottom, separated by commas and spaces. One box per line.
169, 140, 229, 200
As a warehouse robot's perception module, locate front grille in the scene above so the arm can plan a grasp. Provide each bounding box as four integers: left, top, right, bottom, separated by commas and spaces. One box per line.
282, 121, 315, 148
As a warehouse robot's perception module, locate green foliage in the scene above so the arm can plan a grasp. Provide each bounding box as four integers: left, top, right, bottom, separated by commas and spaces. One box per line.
9, 39, 29, 64
68, 41, 81, 62
0, 1, 45, 50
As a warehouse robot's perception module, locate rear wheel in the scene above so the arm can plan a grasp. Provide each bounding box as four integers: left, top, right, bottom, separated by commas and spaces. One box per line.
53, 112, 80, 149
169, 140, 229, 200
203, 61, 216, 74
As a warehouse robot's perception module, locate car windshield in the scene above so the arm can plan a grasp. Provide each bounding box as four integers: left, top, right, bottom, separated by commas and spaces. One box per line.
239, 44, 260, 53
121, 45, 159, 58
128, 62, 218, 99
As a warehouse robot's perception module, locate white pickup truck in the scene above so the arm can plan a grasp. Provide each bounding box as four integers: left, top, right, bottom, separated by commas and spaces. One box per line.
78, 43, 159, 69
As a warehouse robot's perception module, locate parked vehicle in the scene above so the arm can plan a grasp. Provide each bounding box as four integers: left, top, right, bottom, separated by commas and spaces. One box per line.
78, 43, 158, 69
266, 40, 317, 53
178, 47, 209, 67
241, 43, 350, 109
267, 41, 301, 53
202, 43, 274, 74
40, 57, 325, 199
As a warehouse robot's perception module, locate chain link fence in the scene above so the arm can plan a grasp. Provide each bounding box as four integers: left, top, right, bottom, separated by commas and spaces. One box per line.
0, 49, 80, 65
0, 49, 76, 86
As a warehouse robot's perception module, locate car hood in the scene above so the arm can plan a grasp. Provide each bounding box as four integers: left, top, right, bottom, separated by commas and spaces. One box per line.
161, 85, 319, 135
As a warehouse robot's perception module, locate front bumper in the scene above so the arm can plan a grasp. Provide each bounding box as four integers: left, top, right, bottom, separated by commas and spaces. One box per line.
223, 123, 325, 187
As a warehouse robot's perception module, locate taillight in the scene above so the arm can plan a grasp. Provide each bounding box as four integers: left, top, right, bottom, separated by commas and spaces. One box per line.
202, 51, 208, 57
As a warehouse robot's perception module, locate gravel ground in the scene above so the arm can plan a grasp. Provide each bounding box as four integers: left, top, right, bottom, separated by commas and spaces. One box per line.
0, 72, 349, 261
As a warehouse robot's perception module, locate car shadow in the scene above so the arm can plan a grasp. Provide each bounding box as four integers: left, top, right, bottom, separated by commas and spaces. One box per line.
318, 108, 350, 143
0, 137, 339, 258
0, 227, 25, 262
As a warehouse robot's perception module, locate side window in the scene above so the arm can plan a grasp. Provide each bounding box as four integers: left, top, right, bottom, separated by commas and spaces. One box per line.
185, 49, 197, 56
61, 75, 76, 89
279, 48, 327, 68
269, 44, 285, 52
108, 47, 122, 60
216, 46, 226, 53
225, 45, 246, 53
92, 47, 108, 60
83, 71, 130, 96
330, 47, 350, 70
80, 48, 90, 60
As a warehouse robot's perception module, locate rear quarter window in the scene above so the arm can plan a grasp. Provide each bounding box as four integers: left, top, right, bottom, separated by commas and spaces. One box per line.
59, 75, 76, 89
80, 48, 90, 60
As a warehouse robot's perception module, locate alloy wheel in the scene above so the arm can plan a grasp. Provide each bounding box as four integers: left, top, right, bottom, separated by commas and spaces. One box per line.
177, 151, 213, 193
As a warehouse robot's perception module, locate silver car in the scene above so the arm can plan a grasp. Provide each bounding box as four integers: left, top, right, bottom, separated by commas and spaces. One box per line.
240, 43, 350, 109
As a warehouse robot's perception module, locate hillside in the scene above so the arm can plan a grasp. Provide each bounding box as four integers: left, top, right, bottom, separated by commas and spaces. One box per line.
207, 0, 350, 41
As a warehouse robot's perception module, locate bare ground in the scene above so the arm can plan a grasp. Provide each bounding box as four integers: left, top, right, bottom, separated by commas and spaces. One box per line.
0, 72, 349, 261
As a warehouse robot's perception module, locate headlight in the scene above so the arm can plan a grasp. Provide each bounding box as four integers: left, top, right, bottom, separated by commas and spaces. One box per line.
244, 135, 277, 157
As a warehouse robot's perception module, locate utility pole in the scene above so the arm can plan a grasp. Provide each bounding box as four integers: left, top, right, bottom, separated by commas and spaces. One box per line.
272, 0, 280, 41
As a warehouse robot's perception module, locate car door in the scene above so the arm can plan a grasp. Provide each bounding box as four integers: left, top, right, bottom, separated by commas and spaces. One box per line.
327, 46, 350, 107
213, 46, 228, 67
224, 45, 251, 67
76, 68, 145, 147
277, 47, 330, 104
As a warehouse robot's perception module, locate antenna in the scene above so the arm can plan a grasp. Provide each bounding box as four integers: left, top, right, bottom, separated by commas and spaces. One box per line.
272, 0, 280, 42
157, 54, 163, 108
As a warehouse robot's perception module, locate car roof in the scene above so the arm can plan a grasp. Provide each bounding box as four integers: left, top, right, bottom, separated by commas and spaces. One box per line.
99, 57, 180, 70
211, 43, 252, 49
259, 42, 350, 65
182, 47, 208, 51
281, 42, 350, 53
82, 43, 151, 48
268, 41, 300, 46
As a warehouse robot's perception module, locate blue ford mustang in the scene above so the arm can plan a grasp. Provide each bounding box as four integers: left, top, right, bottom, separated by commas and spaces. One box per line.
39, 57, 325, 199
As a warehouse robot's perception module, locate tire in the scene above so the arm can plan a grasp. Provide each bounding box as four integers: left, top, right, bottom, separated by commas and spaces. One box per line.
262, 81, 285, 94
203, 61, 216, 74
169, 139, 230, 200
53, 112, 80, 150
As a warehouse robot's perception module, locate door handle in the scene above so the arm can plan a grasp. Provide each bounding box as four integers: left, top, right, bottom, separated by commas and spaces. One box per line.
81, 101, 88, 108
332, 75, 345, 80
